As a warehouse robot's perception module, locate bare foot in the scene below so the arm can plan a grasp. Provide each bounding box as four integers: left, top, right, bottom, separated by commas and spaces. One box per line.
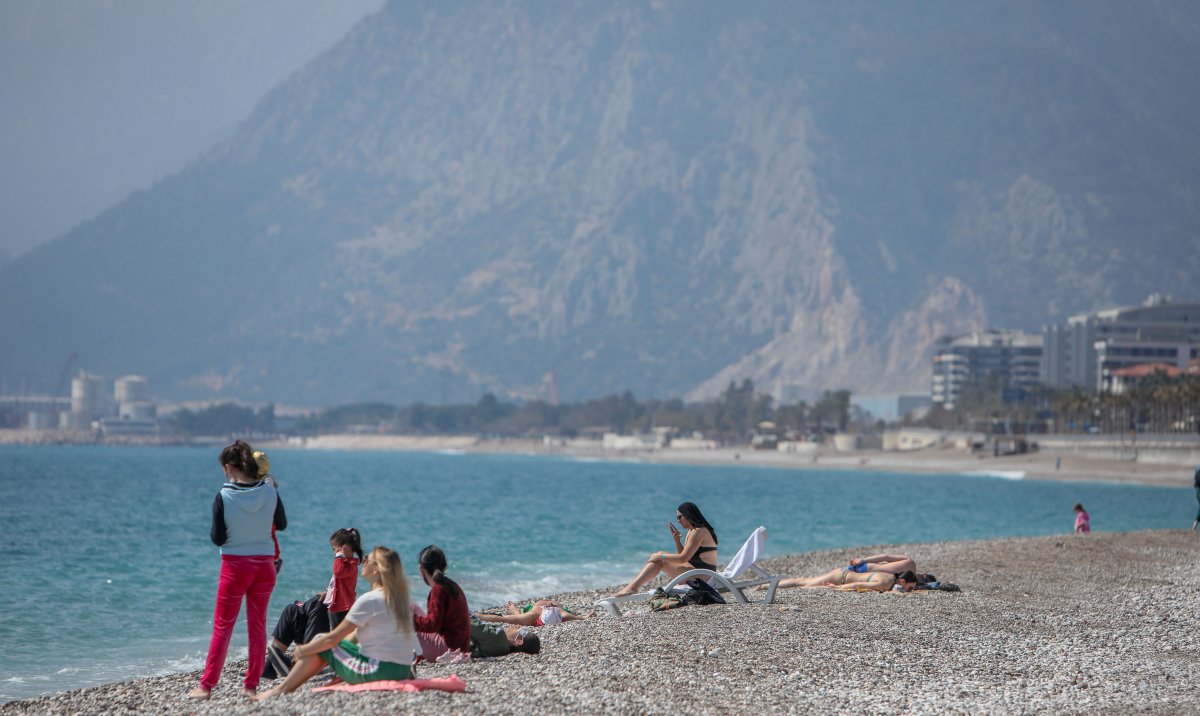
186, 686, 211, 700
252, 687, 281, 702
610, 588, 635, 598
504, 600, 521, 615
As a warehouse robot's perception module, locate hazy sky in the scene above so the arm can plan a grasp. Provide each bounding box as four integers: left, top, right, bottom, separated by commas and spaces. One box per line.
0, 0, 384, 260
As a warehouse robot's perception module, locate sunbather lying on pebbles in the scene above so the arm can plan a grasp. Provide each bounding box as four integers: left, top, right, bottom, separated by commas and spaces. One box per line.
476, 599, 591, 626
779, 568, 920, 592
469, 617, 542, 658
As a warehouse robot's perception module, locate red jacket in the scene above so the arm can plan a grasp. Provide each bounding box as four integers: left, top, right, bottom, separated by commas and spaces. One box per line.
327, 555, 359, 612
414, 581, 470, 652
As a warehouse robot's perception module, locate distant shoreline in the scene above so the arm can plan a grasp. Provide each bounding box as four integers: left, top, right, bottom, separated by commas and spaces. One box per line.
1, 429, 1193, 488
293, 433, 1196, 488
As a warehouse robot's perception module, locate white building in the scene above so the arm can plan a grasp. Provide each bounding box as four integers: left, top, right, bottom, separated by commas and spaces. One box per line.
1041, 295, 1200, 392
71, 372, 112, 420
931, 330, 1043, 408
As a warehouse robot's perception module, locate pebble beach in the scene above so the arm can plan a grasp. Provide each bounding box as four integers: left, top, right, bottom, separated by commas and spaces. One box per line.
5, 529, 1197, 715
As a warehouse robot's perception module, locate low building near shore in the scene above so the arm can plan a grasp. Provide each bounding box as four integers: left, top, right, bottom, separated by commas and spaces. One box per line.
882, 428, 982, 451
602, 432, 661, 450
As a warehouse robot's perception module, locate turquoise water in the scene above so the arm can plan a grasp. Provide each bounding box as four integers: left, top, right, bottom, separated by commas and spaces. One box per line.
0, 444, 1191, 702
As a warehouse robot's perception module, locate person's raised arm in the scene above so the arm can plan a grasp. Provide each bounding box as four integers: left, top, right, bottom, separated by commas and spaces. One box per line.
851, 554, 910, 566
675, 528, 704, 563
333, 551, 357, 578
668, 521, 683, 552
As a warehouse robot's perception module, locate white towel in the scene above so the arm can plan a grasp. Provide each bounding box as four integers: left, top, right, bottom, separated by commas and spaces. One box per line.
719, 526, 766, 580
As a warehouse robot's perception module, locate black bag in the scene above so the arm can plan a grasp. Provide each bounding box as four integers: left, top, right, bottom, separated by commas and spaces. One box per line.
681, 578, 726, 606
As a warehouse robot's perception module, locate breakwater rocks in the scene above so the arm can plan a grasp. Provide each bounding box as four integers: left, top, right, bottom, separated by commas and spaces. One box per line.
4, 530, 1197, 714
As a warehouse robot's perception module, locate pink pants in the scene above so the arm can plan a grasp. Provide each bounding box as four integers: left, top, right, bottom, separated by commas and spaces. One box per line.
416, 631, 449, 663
200, 555, 277, 690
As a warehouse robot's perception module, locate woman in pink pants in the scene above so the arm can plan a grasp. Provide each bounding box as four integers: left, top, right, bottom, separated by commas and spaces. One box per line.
188, 440, 287, 700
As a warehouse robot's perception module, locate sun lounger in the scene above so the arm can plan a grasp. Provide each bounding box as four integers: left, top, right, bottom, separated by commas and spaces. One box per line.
594, 526, 780, 617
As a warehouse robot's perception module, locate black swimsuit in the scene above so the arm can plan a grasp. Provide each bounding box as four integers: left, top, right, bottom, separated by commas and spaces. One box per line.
689, 545, 717, 571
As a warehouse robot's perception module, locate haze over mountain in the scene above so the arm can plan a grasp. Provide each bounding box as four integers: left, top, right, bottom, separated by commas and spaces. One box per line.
0, 0, 383, 259
3, 0, 1198, 407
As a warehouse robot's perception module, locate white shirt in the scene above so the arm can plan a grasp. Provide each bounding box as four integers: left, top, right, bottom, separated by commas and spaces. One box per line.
344, 589, 421, 665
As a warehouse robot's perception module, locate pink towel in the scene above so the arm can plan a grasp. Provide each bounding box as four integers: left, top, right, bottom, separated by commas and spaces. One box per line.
311, 674, 467, 694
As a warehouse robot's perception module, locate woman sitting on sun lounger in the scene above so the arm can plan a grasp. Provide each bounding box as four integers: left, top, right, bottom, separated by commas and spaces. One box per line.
611, 502, 718, 597
779, 567, 920, 592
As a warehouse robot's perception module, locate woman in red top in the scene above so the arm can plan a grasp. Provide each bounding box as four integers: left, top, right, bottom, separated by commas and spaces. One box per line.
413, 544, 470, 661
324, 528, 363, 628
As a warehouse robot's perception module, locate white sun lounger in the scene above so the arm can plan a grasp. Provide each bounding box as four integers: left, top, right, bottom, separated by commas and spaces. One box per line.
594, 525, 780, 617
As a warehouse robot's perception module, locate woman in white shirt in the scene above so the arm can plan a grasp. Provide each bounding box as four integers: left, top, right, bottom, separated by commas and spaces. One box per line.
255, 546, 420, 700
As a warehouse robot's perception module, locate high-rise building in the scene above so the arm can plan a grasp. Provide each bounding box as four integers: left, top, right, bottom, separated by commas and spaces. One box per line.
1041, 296, 1200, 392
931, 330, 1043, 408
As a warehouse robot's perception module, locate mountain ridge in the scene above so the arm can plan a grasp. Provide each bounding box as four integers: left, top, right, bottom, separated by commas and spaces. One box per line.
3, 0, 1198, 405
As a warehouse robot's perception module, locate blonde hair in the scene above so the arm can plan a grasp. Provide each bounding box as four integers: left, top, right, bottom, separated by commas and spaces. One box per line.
369, 546, 414, 636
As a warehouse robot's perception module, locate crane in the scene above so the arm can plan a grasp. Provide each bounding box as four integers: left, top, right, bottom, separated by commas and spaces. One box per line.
55, 353, 78, 397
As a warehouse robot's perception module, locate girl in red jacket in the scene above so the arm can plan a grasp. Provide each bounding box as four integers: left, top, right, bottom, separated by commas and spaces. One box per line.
323, 528, 363, 628
414, 544, 470, 662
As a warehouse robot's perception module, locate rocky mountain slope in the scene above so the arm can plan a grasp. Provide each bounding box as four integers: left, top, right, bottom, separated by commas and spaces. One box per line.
2, 0, 1198, 405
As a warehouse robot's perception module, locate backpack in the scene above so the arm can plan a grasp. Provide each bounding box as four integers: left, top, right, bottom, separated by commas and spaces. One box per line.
649, 587, 685, 612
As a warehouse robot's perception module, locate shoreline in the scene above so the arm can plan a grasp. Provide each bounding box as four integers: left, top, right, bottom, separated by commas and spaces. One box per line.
295, 434, 1197, 488
5, 529, 1198, 714
1, 430, 1193, 487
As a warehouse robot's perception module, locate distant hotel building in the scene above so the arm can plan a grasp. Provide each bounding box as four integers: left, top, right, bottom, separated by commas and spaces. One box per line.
1041, 295, 1200, 392
930, 330, 1043, 409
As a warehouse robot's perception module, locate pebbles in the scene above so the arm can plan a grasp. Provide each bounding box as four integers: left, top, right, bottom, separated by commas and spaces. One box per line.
3, 530, 1197, 715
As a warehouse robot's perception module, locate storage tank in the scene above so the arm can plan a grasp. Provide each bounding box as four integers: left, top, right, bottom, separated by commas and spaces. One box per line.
71, 373, 111, 419
114, 375, 149, 404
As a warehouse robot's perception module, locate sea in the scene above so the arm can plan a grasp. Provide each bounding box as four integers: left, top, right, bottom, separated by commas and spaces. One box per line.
0, 444, 1192, 702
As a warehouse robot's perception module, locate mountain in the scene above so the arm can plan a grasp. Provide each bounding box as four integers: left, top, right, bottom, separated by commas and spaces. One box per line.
2, 0, 1198, 406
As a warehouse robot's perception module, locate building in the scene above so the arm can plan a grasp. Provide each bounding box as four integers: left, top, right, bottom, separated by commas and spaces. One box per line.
1041, 295, 1200, 392
0, 396, 72, 429
1, 370, 159, 432
1107, 363, 1180, 395
71, 372, 112, 421
853, 394, 933, 421
930, 330, 1043, 409
114, 375, 149, 405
